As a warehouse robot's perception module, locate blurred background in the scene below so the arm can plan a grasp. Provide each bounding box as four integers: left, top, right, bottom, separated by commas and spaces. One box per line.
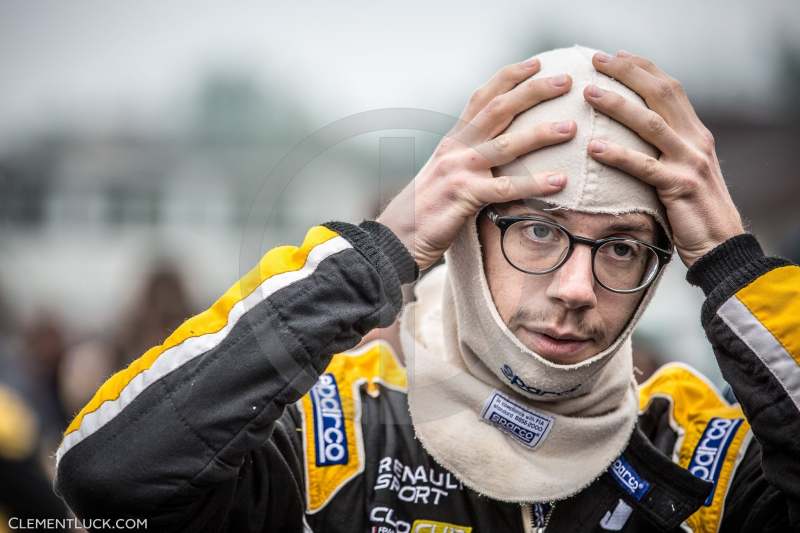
0, 0, 798, 523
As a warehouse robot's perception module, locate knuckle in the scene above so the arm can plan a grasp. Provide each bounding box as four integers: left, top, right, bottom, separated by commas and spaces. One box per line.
449, 172, 470, 192
491, 134, 512, 153
689, 152, 712, 177
525, 77, 542, 92
655, 80, 675, 100
676, 175, 700, 195
618, 58, 635, 75
493, 176, 514, 197
662, 178, 692, 200
640, 57, 656, 71
699, 127, 715, 151
499, 63, 519, 81
641, 156, 660, 178
433, 154, 459, 176
468, 88, 487, 107
667, 77, 684, 94
647, 114, 668, 135
606, 92, 625, 112
484, 95, 509, 117
536, 122, 557, 138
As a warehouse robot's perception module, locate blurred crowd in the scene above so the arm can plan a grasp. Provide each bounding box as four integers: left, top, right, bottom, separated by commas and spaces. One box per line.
0, 262, 194, 530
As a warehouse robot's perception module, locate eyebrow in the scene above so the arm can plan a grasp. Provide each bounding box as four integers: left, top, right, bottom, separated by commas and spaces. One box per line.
604, 221, 654, 235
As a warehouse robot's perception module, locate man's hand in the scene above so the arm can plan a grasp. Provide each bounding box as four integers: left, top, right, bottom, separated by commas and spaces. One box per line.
377, 57, 576, 270
583, 50, 745, 267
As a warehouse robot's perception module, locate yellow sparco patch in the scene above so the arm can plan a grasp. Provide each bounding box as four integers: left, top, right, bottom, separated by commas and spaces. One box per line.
411, 519, 472, 532
639, 363, 751, 533
300, 340, 407, 513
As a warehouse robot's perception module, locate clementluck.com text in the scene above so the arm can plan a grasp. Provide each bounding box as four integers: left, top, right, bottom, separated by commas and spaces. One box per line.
8, 518, 148, 530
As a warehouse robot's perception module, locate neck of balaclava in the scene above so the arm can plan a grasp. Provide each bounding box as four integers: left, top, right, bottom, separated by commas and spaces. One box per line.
441, 267, 635, 419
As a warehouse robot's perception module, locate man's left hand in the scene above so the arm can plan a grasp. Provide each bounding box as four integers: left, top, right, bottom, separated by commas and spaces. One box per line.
583, 50, 745, 267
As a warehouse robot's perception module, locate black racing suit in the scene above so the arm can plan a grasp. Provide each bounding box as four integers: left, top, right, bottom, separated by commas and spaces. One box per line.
54, 221, 800, 532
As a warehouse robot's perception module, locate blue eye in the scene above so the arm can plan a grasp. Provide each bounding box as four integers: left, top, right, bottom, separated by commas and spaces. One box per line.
532, 224, 552, 239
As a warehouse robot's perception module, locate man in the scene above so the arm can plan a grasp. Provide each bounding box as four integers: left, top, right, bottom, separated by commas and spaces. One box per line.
54, 46, 799, 532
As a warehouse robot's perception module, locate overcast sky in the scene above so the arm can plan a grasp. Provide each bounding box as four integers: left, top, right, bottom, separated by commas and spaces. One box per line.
1, 1, 798, 148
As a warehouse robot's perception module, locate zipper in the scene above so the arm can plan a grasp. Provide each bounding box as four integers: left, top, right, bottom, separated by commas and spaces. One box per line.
521, 502, 556, 533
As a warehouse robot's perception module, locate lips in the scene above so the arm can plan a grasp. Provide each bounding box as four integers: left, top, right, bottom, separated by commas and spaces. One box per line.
522, 327, 593, 361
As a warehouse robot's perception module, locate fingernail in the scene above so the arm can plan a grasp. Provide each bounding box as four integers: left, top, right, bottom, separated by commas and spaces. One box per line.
523, 57, 539, 69
616, 49, 632, 57
550, 74, 568, 87
595, 52, 612, 63
587, 84, 604, 98
589, 140, 606, 153
547, 174, 566, 186
554, 121, 572, 133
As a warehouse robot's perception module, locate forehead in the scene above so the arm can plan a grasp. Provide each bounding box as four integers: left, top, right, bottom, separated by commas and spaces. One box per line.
503, 200, 657, 236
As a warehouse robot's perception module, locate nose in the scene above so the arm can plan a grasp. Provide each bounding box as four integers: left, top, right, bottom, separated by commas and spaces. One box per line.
545, 245, 598, 310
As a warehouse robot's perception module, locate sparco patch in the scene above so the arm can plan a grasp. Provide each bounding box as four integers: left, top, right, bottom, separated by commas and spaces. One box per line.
689, 417, 743, 505
310, 373, 348, 466
608, 456, 651, 501
480, 390, 554, 449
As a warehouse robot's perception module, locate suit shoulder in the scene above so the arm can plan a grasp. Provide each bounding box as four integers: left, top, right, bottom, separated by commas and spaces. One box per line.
638, 363, 753, 531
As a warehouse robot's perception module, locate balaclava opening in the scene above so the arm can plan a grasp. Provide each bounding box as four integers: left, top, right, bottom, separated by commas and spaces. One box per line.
401, 45, 673, 503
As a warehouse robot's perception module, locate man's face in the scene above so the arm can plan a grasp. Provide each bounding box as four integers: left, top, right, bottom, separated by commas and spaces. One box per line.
478, 202, 659, 365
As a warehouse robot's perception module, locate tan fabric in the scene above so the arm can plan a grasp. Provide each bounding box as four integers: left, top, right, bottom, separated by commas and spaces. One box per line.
403, 45, 672, 503
495, 45, 668, 233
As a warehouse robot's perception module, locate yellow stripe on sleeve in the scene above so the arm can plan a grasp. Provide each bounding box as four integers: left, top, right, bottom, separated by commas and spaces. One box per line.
64, 226, 340, 437
735, 265, 800, 365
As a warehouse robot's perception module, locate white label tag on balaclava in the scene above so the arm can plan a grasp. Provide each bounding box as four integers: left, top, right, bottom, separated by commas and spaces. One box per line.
480, 390, 555, 449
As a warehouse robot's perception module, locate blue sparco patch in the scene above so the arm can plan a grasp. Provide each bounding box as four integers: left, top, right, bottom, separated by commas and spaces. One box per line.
609, 456, 651, 501
480, 390, 554, 449
689, 417, 743, 505
310, 373, 348, 466
500, 364, 582, 397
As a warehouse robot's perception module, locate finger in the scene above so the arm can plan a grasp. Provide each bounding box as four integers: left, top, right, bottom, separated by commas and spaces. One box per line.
587, 139, 677, 191
470, 120, 576, 168
592, 51, 692, 130
459, 57, 542, 125
618, 50, 709, 134
583, 85, 687, 156
467, 172, 567, 205
615, 50, 670, 79
462, 74, 573, 143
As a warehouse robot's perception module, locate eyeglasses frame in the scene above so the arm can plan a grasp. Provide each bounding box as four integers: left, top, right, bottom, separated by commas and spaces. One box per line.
483, 206, 673, 294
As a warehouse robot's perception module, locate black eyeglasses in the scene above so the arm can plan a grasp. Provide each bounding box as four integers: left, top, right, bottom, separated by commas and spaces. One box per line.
484, 206, 672, 293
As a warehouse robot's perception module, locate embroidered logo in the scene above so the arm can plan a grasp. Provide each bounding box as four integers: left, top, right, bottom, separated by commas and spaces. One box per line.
480, 390, 554, 449
688, 417, 743, 505
609, 456, 651, 501
500, 364, 581, 397
310, 373, 348, 466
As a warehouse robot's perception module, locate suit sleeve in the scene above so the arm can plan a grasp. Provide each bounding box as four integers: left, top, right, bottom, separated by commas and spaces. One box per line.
54, 221, 417, 530
686, 234, 800, 530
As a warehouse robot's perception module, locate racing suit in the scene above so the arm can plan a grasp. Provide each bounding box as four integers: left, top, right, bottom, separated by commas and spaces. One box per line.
54, 221, 800, 532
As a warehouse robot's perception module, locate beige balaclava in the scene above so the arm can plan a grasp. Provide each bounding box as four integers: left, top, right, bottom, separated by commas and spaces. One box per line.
402, 45, 672, 503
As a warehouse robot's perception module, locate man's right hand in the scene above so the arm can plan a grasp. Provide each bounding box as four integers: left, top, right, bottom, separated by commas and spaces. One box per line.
377, 57, 576, 270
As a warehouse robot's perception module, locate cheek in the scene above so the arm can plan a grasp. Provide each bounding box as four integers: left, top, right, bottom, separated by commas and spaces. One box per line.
479, 218, 544, 323
479, 218, 512, 321
597, 291, 646, 338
